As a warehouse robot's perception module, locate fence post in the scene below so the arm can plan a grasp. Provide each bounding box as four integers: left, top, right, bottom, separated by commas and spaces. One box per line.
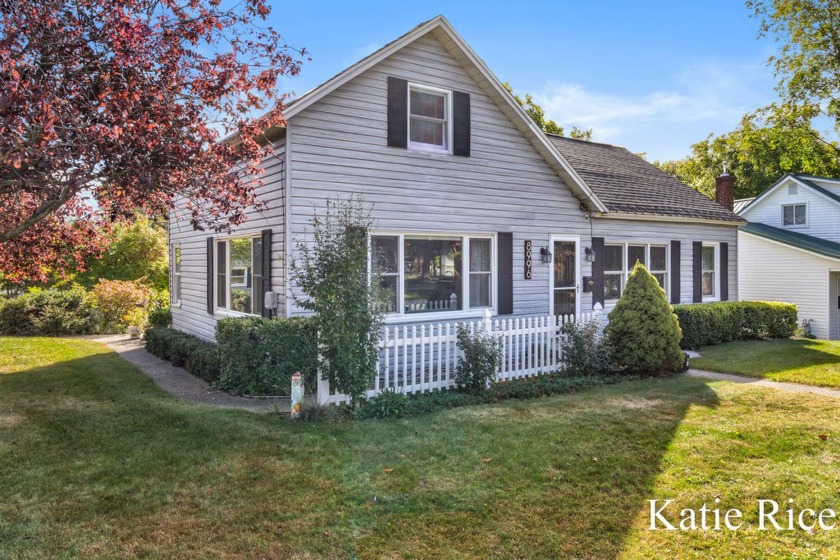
592, 302, 603, 324
482, 308, 493, 333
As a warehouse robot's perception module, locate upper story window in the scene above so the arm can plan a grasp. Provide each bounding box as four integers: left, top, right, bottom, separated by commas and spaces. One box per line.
408, 84, 450, 152
603, 243, 669, 300
782, 203, 807, 227
371, 234, 494, 318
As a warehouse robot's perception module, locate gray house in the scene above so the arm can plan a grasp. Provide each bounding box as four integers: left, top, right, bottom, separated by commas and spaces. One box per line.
168, 16, 743, 342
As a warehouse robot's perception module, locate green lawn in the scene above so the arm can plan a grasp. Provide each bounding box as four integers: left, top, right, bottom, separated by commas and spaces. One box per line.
2, 337, 840, 558
692, 338, 840, 388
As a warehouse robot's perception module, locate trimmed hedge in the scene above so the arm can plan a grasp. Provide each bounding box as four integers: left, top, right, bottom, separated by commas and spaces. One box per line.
673, 301, 798, 350
144, 327, 221, 383
0, 287, 104, 335
215, 316, 318, 396
148, 308, 172, 328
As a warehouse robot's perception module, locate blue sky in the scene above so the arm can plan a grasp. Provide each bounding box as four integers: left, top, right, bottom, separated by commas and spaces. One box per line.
269, 1, 780, 162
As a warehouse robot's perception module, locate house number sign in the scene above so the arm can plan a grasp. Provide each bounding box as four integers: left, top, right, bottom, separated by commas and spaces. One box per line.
524, 240, 532, 279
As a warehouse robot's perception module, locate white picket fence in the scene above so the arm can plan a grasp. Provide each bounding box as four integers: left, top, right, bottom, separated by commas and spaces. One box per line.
317, 309, 602, 405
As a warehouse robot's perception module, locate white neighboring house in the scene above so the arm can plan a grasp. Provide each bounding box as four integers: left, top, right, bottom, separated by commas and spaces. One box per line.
737, 174, 840, 340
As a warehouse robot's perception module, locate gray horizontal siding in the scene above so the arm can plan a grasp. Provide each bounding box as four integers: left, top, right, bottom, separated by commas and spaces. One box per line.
169, 139, 286, 340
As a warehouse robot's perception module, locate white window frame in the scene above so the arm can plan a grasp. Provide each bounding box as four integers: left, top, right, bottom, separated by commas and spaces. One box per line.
603, 243, 626, 301
170, 243, 181, 307
701, 242, 720, 302
603, 242, 670, 301
214, 234, 262, 317
370, 232, 496, 322
781, 202, 808, 228
407, 83, 452, 154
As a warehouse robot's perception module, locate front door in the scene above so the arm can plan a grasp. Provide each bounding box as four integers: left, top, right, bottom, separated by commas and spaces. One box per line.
551, 237, 580, 318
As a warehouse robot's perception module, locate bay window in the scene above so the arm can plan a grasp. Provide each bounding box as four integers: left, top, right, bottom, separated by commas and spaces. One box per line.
372, 234, 493, 317
215, 236, 263, 315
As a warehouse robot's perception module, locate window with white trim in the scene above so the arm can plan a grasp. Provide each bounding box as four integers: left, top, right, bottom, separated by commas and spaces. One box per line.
371, 234, 493, 316
702, 244, 717, 299
170, 244, 181, 305
782, 203, 806, 227
215, 236, 263, 315
408, 84, 450, 152
604, 243, 669, 300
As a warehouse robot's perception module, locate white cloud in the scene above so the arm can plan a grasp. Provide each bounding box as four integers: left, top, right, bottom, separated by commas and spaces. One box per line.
528, 60, 775, 161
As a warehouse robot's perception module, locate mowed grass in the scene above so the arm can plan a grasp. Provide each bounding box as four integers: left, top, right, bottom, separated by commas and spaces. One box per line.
693, 338, 840, 388
1, 337, 839, 559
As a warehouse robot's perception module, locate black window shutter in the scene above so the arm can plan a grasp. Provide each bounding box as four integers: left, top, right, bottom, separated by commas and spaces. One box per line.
452, 91, 470, 157
720, 242, 729, 302
387, 77, 408, 148
497, 232, 513, 315
692, 241, 703, 303
206, 237, 214, 315
261, 229, 273, 318
591, 237, 605, 307
670, 240, 681, 305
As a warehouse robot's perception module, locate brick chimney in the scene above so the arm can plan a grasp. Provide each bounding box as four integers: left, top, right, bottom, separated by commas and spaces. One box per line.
715, 172, 734, 212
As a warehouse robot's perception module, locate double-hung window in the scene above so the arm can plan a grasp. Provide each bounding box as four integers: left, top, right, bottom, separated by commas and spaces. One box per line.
701, 243, 718, 300
603, 243, 669, 300
782, 203, 807, 227
215, 236, 263, 315
170, 244, 181, 306
371, 234, 494, 317
408, 84, 450, 152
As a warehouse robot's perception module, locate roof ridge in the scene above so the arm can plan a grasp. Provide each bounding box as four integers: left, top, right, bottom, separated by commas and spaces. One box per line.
544, 133, 619, 150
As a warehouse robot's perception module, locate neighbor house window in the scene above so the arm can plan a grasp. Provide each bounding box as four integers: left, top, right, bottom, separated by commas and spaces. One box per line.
371, 234, 493, 316
604, 243, 669, 300
702, 244, 718, 299
408, 84, 450, 151
215, 236, 263, 315
170, 244, 181, 305
782, 203, 806, 227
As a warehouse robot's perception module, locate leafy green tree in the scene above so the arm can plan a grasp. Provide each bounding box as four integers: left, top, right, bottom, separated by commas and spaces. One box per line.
749, 0, 840, 140
75, 215, 168, 292
503, 83, 593, 140
291, 197, 386, 406
655, 103, 840, 198
604, 262, 684, 375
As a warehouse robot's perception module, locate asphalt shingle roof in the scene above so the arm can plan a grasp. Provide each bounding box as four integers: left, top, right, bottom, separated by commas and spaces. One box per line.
547, 135, 744, 222
740, 222, 840, 261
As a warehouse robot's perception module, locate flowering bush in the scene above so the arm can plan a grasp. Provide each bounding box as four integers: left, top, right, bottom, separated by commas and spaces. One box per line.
89, 279, 152, 331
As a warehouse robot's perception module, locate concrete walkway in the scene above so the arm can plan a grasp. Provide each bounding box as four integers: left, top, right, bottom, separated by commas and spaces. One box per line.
89, 335, 286, 413
687, 369, 840, 399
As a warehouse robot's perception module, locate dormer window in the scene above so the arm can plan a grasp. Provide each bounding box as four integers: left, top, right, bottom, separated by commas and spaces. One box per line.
782, 203, 807, 227
408, 84, 450, 152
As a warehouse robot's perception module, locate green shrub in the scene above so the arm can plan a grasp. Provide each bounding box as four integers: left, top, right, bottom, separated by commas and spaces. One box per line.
144, 327, 220, 383
148, 307, 172, 328
357, 389, 409, 419
454, 324, 503, 394
673, 301, 798, 349
0, 287, 104, 335
604, 262, 684, 375
215, 316, 318, 396
290, 196, 386, 406
560, 319, 612, 376
398, 373, 634, 417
